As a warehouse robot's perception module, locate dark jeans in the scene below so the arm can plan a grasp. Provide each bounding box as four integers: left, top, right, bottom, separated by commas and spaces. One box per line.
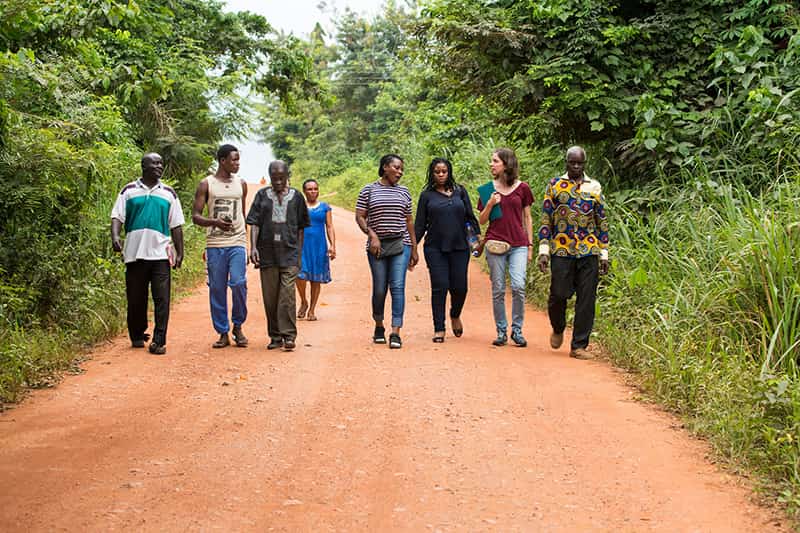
548, 255, 599, 350
424, 247, 469, 332
125, 259, 171, 346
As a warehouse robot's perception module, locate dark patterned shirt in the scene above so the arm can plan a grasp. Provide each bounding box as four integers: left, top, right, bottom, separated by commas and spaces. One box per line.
246, 187, 310, 268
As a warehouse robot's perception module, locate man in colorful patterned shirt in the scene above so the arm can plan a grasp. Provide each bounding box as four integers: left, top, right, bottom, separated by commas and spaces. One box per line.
111, 153, 185, 355
537, 146, 609, 360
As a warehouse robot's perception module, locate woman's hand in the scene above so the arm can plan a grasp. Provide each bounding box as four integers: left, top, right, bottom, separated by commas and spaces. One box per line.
328, 246, 336, 260
367, 231, 381, 257
488, 191, 502, 207
408, 246, 419, 271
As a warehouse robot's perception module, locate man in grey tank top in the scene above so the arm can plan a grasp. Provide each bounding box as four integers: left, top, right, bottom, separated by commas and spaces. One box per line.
192, 144, 249, 348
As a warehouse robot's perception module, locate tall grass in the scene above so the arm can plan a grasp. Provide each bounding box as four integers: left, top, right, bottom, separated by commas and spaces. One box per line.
595, 170, 800, 511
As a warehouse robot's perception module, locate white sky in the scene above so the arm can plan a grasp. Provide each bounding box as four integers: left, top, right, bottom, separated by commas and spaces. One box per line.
221, 0, 384, 181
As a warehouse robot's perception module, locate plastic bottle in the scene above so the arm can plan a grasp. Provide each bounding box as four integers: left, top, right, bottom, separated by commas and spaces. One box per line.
465, 222, 480, 256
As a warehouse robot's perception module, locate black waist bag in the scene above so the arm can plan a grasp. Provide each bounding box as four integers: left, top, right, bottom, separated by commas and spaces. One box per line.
379, 235, 405, 258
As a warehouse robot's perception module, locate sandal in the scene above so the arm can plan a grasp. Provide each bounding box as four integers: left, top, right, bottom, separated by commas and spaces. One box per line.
432, 332, 445, 343
297, 302, 308, 319
389, 333, 402, 349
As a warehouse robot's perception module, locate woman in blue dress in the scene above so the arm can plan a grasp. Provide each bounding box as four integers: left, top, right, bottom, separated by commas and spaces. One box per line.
297, 179, 336, 321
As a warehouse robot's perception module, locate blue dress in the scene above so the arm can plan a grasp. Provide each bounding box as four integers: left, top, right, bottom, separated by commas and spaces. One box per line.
298, 202, 332, 283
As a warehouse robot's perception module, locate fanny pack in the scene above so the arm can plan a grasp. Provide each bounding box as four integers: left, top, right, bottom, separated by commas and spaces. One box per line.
378, 235, 405, 258
484, 239, 511, 255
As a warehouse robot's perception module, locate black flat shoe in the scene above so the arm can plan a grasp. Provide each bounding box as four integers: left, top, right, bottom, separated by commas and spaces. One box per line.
452, 318, 463, 337
373, 326, 386, 344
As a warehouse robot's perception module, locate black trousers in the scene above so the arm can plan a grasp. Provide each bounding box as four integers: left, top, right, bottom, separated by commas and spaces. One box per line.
125, 259, 171, 346
548, 255, 599, 350
424, 247, 470, 332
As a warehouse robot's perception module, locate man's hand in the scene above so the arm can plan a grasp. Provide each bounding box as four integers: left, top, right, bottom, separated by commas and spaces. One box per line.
537, 254, 549, 273
112, 238, 123, 253
250, 248, 260, 268
599, 259, 609, 276
173, 253, 183, 269
215, 217, 234, 232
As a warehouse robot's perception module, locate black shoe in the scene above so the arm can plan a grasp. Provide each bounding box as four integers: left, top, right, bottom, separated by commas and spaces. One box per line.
131, 333, 150, 348
148, 342, 166, 355
511, 331, 527, 347
492, 333, 507, 346
373, 326, 386, 344
232, 325, 248, 347
283, 338, 296, 351
267, 338, 284, 350
212, 333, 230, 348
432, 333, 445, 343
389, 333, 402, 349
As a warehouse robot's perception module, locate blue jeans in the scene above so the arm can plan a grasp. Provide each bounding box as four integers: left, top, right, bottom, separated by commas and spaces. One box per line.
367, 245, 411, 328
206, 246, 248, 334
485, 246, 528, 335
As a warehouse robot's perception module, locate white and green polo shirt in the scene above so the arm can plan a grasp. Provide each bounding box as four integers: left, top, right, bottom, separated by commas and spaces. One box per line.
111, 179, 185, 264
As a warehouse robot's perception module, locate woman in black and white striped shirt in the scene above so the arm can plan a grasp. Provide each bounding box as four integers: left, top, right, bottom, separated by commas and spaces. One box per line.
355, 154, 419, 349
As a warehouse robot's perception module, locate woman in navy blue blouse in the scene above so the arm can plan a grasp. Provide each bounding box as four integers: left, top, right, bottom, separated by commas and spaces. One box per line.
414, 158, 480, 342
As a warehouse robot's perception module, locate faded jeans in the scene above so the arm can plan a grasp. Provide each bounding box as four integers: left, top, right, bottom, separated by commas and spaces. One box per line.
486, 246, 528, 335
206, 246, 247, 334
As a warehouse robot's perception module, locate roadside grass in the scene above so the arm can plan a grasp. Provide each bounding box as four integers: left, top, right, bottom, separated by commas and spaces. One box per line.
0, 224, 206, 405
595, 172, 800, 514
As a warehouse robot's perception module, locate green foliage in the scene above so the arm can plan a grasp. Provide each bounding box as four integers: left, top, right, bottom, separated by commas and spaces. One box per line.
0, 0, 316, 402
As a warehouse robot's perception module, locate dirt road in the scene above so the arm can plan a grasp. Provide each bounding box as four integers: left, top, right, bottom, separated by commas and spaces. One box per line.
0, 205, 786, 531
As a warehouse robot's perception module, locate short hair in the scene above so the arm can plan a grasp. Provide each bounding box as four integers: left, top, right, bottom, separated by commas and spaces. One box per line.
141, 152, 161, 170
302, 178, 318, 190
378, 154, 403, 177
425, 157, 455, 192
493, 147, 519, 185
216, 144, 238, 162
268, 160, 289, 177
566, 145, 586, 160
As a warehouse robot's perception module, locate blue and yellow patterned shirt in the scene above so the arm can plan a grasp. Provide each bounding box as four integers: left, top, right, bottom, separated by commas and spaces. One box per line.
538, 173, 609, 260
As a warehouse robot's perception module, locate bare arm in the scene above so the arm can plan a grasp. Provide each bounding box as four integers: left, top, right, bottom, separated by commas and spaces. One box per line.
406, 213, 419, 270
191, 179, 232, 231
522, 206, 533, 262
111, 218, 123, 252
249, 226, 260, 267
325, 209, 336, 259
355, 207, 380, 256
170, 226, 184, 269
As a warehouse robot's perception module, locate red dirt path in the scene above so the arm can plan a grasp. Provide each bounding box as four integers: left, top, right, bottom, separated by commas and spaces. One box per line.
0, 205, 787, 531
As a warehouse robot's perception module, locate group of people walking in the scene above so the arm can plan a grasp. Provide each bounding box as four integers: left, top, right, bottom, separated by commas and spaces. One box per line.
111, 144, 609, 359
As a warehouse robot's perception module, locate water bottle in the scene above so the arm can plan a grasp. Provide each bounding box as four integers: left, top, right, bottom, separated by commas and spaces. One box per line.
465, 222, 480, 256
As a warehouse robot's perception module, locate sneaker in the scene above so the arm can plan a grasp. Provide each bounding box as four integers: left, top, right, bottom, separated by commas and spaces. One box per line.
232, 325, 248, 347
212, 333, 230, 348
283, 338, 296, 351
389, 333, 402, 349
373, 326, 387, 344
569, 348, 594, 360
511, 331, 527, 347
267, 338, 284, 350
492, 332, 507, 346
148, 342, 166, 355
550, 331, 564, 349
